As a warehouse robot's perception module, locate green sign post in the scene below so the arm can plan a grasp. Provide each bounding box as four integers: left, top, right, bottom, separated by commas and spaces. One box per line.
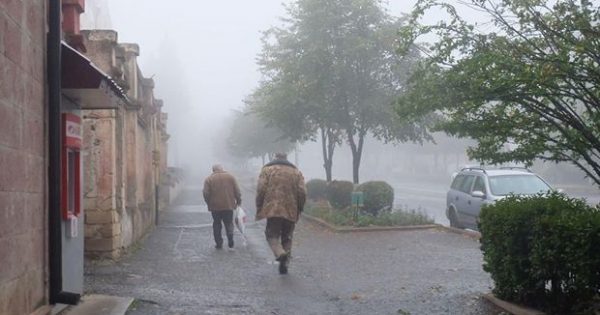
351, 191, 364, 221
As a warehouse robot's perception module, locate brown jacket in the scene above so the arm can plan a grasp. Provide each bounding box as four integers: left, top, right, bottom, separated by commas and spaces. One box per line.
255, 160, 306, 222
203, 170, 241, 211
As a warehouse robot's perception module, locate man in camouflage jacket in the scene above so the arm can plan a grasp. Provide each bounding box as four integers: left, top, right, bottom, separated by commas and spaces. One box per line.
256, 153, 306, 274
203, 164, 241, 249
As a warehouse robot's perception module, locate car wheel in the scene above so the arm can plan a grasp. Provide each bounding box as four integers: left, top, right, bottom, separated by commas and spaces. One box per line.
449, 208, 463, 229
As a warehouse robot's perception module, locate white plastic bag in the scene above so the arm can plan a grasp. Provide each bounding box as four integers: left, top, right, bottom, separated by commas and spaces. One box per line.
234, 206, 247, 235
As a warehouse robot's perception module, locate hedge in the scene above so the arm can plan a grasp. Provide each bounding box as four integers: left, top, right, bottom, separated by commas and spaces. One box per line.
306, 179, 328, 201
479, 192, 600, 314
326, 180, 354, 209
355, 181, 394, 216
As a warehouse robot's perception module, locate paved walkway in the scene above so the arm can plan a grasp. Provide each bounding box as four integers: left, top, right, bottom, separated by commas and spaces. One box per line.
84, 186, 500, 315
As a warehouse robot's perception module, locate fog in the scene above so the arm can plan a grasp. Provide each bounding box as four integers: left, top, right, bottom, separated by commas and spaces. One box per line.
80, 1, 415, 180
79, 0, 591, 192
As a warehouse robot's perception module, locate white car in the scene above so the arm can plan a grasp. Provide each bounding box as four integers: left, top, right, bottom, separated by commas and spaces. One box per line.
446, 167, 554, 229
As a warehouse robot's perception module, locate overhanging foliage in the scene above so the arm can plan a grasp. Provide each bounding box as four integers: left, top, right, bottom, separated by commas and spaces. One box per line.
396, 0, 600, 185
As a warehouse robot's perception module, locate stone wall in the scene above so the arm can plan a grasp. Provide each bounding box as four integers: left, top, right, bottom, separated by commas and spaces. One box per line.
82, 110, 123, 258
81, 30, 164, 258
0, 0, 48, 314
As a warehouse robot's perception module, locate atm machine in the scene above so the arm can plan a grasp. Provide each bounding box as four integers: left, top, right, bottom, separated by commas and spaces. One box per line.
59, 112, 84, 298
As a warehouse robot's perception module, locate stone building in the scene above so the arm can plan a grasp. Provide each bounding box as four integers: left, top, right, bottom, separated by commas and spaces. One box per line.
80, 30, 169, 259
0, 0, 47, 314
1, 0, 170, 313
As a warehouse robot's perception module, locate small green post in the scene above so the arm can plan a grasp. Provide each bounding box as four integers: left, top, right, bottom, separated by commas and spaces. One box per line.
351, 191, 364, 222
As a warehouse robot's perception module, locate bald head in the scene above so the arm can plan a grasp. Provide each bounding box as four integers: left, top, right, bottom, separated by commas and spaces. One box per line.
212, 164, 224, 172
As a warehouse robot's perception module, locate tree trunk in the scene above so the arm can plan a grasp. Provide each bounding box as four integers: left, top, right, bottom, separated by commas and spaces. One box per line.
321, 127, 335, 182
324, 160, 333, 182
347, 129, 365, 184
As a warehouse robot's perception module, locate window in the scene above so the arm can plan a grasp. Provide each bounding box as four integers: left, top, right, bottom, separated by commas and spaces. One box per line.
459, 175, 475, 193
472, 176, 485, 193
488, 175, 551, 196
67, 150, 78, 212
451, 175, 465, 190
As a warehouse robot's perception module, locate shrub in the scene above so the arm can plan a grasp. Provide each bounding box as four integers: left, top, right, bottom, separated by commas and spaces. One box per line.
304, 204, 355, 226
355, 181, 394, 216
479, 192, 600, 314
306, 179, 328, 201
354, 209, 433, 227
326, 180, 354, 209
304, 204, 433, 227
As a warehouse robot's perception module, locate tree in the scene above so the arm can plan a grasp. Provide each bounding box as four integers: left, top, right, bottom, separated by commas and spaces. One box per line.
249, 79, 342, 181
257, 0, 428, 183
226, 109, 294, 163
396, 0, 600, 185
253, 0, 349, 182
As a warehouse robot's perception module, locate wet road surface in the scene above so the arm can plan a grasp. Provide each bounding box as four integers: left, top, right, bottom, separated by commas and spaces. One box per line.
85, 186, 501, 315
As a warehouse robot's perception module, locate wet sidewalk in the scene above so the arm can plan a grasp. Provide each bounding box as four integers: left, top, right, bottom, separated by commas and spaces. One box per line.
84, 186, 500, 315
84, 187, 338, 314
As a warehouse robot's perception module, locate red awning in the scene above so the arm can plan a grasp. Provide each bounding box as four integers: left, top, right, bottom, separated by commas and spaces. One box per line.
61, 42, 129, 109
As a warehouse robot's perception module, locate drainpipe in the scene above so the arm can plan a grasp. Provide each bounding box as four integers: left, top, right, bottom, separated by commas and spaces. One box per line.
154, 116, 161, 225
48, 0, 63, 304
48, 0, 80, 305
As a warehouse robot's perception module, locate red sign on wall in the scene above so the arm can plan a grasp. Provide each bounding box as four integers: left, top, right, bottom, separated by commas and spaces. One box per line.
62, 113, 82, 221
63, 113, 82, 149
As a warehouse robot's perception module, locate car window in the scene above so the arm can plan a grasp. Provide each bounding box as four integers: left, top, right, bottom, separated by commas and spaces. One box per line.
472, 176, 485, 193
459, 175, 475, 193
488, 175, 551, 196
451, 174, 465, 190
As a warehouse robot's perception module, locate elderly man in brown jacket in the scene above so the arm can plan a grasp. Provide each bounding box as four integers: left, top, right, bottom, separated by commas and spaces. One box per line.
203, 164, 241, 249
256, 153, 306, 274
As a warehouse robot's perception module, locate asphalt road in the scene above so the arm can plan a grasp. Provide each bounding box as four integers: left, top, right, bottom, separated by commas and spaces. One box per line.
84, 186, 501, 315
393, 181, 449, 226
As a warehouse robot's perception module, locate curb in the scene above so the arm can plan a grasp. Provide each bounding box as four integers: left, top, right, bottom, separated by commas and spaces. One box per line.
59, 294, 134, 315
301, 213, 440, 233
29, 306, 52, 315
302, 214, 483, 240
483, 293, 546, 315
437, 226, 481, 239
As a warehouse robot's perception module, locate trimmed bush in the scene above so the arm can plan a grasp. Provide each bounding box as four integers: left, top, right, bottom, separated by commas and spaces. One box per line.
304, 204, 433, 227
479, 192, 600, 314
356, 181, 394, 216
327, 180, 354, 209
306, 179, 328, 201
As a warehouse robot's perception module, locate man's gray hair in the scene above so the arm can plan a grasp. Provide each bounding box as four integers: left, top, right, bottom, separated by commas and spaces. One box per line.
274, 152, 288, 160
212, 164, 224, 172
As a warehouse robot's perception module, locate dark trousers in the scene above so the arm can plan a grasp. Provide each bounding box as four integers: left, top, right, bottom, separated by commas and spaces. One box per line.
265, 217, 296, 258
211, 210, 234, 246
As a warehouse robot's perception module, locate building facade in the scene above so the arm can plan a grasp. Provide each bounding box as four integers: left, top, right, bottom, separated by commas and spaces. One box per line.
0, 0, 170, 313
0, 0, 48, 314
81, 30, 169, 259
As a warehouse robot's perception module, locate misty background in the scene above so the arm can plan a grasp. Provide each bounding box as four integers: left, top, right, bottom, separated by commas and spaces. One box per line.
80, 0, 593, 201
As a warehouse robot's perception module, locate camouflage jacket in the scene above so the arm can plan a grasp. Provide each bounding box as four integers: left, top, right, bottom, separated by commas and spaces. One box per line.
255, 160, 306, 222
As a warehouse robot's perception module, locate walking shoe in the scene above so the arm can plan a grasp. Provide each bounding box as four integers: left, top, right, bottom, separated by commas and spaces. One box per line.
215, 243, 223, 249
228, 239, 234, 248
277, 253, 289, 274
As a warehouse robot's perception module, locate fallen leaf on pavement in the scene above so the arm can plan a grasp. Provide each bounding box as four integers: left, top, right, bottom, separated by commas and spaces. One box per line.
351, 293, 362, 300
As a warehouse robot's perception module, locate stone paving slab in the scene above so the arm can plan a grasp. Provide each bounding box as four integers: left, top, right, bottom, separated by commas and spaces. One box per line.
61, 294, 133, 315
